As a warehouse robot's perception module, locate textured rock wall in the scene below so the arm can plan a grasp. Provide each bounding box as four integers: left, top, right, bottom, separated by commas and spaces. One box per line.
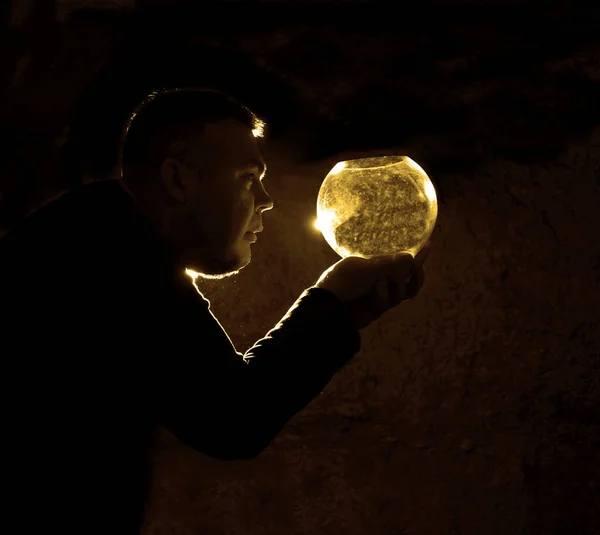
2, 2, 599, 534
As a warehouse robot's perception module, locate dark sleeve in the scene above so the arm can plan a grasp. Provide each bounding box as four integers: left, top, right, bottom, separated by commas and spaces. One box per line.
154, 282, 361, 460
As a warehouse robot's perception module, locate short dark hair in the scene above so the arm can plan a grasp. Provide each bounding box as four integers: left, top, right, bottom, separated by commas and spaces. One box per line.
121, 87, 265, 172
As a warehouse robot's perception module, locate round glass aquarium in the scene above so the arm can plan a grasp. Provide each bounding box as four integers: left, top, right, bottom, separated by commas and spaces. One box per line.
315, 156, 438, 258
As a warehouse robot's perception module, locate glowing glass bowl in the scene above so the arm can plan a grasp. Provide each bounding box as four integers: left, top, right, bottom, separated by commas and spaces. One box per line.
315, 156, 438, 258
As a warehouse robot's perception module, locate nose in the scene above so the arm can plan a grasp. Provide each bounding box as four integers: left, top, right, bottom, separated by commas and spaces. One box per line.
256, 182, 274, 212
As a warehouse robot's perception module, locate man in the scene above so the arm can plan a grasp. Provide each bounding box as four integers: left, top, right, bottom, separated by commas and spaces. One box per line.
0, 88, 428, 534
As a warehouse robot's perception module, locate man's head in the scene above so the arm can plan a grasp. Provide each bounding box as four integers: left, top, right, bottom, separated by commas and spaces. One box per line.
120, 88, 273, 277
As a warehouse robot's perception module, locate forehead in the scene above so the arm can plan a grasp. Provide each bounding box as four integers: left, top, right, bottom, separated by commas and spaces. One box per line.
191, 118, 263, 167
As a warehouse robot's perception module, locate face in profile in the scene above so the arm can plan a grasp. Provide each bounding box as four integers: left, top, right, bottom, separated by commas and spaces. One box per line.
160, 118, 273, 277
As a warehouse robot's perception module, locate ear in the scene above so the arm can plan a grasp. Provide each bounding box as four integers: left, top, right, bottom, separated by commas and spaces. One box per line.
159, 157, 187, 204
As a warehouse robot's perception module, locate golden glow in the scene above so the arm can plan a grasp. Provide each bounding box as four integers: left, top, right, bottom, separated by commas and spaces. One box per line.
184, 267, 240, 281
315, 156, 438, 258
329, 161, 347, 175
424, 179, 437, 202
337, 246, 352, 258
404, 156, 427, 175
252, 119, 266, 138
315, 206, 345, 254
185, 268, 199, 280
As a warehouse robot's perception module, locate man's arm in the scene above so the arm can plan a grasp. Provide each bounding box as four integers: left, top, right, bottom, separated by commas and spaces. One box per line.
152, 279, 361, 461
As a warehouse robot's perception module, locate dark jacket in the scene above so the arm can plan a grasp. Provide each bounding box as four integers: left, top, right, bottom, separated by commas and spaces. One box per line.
0, 180, 361, 534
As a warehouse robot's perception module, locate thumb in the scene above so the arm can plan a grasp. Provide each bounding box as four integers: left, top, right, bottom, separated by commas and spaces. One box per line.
413, 242, 431, 268
389, 251, 415, 279
364, 252, 411, 272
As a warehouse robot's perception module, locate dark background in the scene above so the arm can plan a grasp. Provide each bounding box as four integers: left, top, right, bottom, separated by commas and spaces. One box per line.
2, 1, 599, 534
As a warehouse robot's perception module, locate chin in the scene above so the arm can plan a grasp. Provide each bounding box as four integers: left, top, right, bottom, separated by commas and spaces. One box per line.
181, 242, 251, 280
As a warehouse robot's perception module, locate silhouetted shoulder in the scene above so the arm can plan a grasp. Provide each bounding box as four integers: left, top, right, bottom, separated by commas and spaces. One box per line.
0, 180, 145, 292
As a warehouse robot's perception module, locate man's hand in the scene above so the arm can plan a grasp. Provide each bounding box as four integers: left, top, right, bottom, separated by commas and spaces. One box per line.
314, 244, 430, 331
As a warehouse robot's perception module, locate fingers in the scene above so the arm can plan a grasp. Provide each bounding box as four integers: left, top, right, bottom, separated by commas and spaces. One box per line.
390, 242, 430, 268
386, 273, 406, 307
386, 252, 414, 278
363, 242, 431, 287
373, 278, 391, 311
390, 242, 430, 283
